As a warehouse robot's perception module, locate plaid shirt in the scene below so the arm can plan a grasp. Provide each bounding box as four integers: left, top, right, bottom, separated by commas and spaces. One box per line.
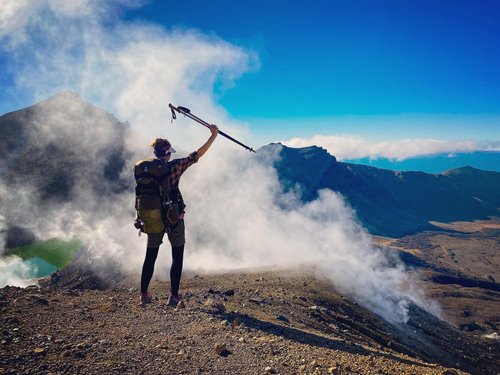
167, 151, 199, 189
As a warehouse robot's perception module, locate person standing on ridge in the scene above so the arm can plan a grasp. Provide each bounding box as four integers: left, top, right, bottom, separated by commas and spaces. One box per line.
136, 124, 218, 306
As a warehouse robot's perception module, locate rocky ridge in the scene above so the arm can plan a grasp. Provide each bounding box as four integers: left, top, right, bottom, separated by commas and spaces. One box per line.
1, 269, 498, 374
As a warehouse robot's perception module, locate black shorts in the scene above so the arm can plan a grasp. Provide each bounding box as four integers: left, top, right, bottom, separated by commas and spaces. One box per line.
146, 219, 185, 248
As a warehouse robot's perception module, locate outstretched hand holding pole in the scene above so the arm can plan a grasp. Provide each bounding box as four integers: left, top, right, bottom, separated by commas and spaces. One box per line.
196, 124, 218, 158
169, 103, 256, 153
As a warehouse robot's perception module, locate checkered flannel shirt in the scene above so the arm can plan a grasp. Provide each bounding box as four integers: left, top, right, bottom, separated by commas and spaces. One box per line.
167, 151, 199, 189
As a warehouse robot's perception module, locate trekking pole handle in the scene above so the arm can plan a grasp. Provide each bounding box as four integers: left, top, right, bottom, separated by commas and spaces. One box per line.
169, 104, 256, 153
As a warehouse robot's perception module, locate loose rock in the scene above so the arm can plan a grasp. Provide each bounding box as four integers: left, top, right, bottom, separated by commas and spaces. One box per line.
264, 366, 277, 374
231, 317, 241, 328
214, 343, 230, 357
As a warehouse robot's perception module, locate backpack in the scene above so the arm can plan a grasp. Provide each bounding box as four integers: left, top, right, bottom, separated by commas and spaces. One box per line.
134, 158, 178, 234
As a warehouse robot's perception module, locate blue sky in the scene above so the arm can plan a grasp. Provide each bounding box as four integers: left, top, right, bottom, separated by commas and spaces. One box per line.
127, 0, 500, 118
0, 0, 499, 157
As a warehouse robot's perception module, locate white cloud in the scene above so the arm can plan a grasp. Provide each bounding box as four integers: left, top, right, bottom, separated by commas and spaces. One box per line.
0, 0, 144, 43
284, 134, 499, 161
0, 0, 41, 44
0, 1, 438, 323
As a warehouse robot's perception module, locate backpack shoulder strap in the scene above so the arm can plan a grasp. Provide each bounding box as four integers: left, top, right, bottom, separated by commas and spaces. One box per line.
135, 158, 165, 177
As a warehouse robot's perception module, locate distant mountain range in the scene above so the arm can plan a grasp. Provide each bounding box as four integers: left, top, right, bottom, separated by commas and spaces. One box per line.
344, 151, 500, 174
1, 93, 498, 242
267, 143, 500, 237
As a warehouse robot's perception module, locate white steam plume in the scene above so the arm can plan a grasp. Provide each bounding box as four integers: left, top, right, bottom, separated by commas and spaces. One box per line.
0, 256, 36, 288
0, 0, 438, 322
0, 212, 38, 288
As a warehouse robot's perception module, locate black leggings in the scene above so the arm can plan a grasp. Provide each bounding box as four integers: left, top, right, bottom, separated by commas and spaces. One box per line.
140, 245, 184, 295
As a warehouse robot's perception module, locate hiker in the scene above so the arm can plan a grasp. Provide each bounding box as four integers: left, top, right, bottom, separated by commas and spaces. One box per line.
137, 124, 218, 306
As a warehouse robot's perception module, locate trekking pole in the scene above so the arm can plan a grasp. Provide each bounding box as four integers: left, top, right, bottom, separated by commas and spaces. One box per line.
169, 103, 256, 153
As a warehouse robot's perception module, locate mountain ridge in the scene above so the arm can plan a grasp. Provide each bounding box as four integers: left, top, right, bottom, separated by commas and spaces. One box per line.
266, 143, 499, 237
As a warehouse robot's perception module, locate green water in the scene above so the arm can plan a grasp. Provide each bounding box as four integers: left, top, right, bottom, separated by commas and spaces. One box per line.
24, 257, 59, 278
8, 238, 82, 274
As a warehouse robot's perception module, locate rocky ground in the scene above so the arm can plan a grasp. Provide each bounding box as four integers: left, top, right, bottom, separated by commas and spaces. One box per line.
1, 267, 499, 374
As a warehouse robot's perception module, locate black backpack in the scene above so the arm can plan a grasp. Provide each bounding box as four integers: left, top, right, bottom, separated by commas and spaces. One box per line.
134, 158, 178, 233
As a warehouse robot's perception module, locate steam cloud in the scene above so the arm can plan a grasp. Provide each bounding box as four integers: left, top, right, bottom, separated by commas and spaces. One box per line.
0, 0, 438, 322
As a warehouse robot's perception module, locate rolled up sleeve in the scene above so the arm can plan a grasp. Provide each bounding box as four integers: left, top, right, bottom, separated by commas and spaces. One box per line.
169, 151, 199, 187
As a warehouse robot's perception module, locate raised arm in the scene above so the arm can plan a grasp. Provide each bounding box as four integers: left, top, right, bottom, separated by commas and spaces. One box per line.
196, 124, 218, 158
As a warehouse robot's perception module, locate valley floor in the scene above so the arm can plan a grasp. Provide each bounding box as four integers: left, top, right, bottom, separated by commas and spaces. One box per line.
374, 218, 500, 335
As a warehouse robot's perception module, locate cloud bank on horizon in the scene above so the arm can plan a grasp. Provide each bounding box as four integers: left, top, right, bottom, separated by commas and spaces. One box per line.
283, 135, 500, 161
0, 0, 442, 323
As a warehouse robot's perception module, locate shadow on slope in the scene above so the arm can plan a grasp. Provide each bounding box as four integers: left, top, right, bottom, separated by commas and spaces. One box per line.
195, 271, 498, 374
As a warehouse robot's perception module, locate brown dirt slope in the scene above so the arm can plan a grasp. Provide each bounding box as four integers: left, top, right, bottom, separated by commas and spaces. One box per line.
375, 220, 500, 335
1, 269, 499, 374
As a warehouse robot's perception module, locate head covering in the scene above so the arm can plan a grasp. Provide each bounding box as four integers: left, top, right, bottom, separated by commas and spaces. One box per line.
154, 145, 176, 158
151, 137, 176, 158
